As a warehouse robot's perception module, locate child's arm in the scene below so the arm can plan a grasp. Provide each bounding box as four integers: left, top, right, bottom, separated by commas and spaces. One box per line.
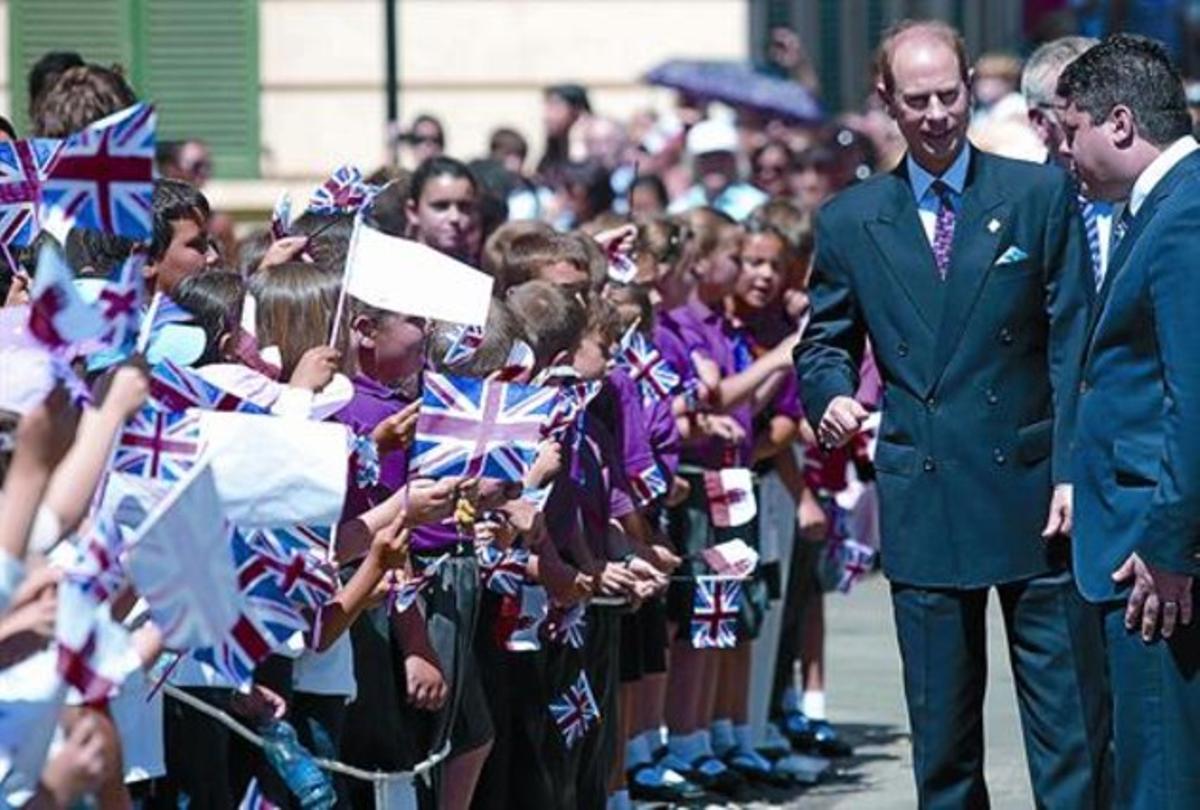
0, 388, 77, 563
390, 603, 447, 711
775, 443, 828, 543
334, 477, 464, 564
315, 513, 409, 651
43, 365, 148, 535
752, 414, 799, 464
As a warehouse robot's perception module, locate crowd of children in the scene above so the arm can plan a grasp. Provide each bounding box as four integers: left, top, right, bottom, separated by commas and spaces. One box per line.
0, 53, 881, 810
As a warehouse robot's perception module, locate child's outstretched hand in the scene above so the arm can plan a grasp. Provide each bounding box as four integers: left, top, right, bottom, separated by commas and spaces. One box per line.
370, 511, 410, 570
98, 361, 149, 421
290, 346, 341, 392
38, 713, 110, 807
526, 440, 563, 489
372, 400, 420, 455
258, 236, 309, 272
403, 477, 466, 527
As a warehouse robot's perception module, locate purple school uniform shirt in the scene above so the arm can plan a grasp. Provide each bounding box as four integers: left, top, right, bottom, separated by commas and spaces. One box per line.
334, 373, 411, 522
661, 300, 753, 468
606, 369, 664, 491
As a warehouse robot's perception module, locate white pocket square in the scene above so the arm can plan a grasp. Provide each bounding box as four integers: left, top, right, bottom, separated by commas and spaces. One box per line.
994, 246, 1029, 265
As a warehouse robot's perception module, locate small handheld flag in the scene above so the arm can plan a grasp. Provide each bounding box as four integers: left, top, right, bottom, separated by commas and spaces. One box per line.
690, 576, 741, 649
549, 671, 601, 749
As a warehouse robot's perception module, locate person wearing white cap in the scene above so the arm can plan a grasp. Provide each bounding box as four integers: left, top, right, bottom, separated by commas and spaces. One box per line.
669, 119, 768, 220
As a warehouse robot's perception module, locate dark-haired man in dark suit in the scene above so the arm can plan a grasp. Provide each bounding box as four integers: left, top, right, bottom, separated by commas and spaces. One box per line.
795, 19, 1110, 809
1058, 33, 1200, 809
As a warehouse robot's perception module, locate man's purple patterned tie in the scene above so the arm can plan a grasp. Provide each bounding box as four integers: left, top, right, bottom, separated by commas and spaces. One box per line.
931, 180, 956, 280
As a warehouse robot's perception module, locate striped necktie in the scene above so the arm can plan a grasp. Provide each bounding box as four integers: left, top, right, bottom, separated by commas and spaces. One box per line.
1078, 194, 1103, 289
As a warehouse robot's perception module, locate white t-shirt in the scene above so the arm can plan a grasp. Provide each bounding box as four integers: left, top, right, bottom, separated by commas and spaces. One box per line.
292, 633, 356, 699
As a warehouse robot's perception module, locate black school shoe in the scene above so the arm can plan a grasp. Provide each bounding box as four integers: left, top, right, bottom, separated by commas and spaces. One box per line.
627, 753, 706, 803
780, 711, 854, 758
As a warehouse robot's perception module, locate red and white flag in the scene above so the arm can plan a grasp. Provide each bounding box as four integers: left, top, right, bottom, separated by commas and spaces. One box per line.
702, 468, 757, 528
700, 538, 760, 579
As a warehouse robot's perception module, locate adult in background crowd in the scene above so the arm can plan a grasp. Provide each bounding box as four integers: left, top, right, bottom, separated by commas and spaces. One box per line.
669, 119, 768, 221
794, 19, 1111, 808
1058, 33, 1200, 810
1021, 36, 1115, 290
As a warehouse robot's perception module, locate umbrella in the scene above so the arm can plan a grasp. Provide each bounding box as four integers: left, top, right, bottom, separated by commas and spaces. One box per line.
644, 59, 824, 124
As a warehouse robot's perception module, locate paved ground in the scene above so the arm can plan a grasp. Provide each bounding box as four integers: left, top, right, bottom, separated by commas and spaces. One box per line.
651, 574, 1035, 809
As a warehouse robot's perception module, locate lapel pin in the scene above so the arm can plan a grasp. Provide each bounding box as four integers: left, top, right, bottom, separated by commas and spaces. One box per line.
987, 218, 1001, 234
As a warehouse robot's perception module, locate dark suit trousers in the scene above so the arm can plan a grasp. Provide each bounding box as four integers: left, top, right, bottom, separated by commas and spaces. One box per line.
1101, 590, 1200, 810
891, 567, 1111, 809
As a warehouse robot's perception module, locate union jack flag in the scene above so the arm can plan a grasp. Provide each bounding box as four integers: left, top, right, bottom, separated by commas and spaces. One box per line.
0, 138, 60, 246
194, 530, 309, 687
308, 164, 377, 215
242, 526, 338, 613
544, 602, 586, 649
148, 358, 267, 414
392, 553, 449, 613
28, 241, 105, 349
442, 323, 485, 367
40, 103, 156, 240
238, 779, 281, 810
269, 191, 292, 241
549, 671, 600, 749
491, 339, 536, 383
543, 379, 601, 439
690, 576, 741, 649
410, 372, 558, 482
629, 462, 669, 508
63, 513, 129, 605
828, 538, 876, 594
136, 291, 193, 353
96, 250, 146, 351
476, 543, 528, 596
614, 328, 681, 406
55, 580, 140, 706
114, 406, 203, 482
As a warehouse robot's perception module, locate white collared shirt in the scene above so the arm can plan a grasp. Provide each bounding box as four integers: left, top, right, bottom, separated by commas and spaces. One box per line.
1129, 135, 1200, 217
907, 144, 972, 245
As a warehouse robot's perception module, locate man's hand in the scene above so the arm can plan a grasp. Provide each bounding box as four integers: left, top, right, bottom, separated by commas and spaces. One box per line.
289, 346, 340, 392
1113, 552, 1194, 641
817, 396, 868, 450
1042, 484, 1073, 539
405, 654, 448, 711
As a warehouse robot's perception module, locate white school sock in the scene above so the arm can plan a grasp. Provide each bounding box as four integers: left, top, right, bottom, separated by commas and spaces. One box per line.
625, 733, 651, 770
668, 730, 705, 763
606, 788, 631, 810
639, 727, 664, 753
710, 718, 735, 754
781, 685, 801, 714
802, 690, 827, 721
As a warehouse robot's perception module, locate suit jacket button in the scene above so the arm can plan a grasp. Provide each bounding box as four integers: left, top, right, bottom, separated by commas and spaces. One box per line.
1079, 380, 1090, 394
925, 395, 936, 410
898, 342, 910, 357
999, 328, 1014, 345
986, 389, 999, 405
923, 457, 936, 472
993, 448, 1007, 465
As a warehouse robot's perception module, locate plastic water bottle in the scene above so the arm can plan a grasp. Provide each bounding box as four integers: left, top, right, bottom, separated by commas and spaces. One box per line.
259, 718, 336, 809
